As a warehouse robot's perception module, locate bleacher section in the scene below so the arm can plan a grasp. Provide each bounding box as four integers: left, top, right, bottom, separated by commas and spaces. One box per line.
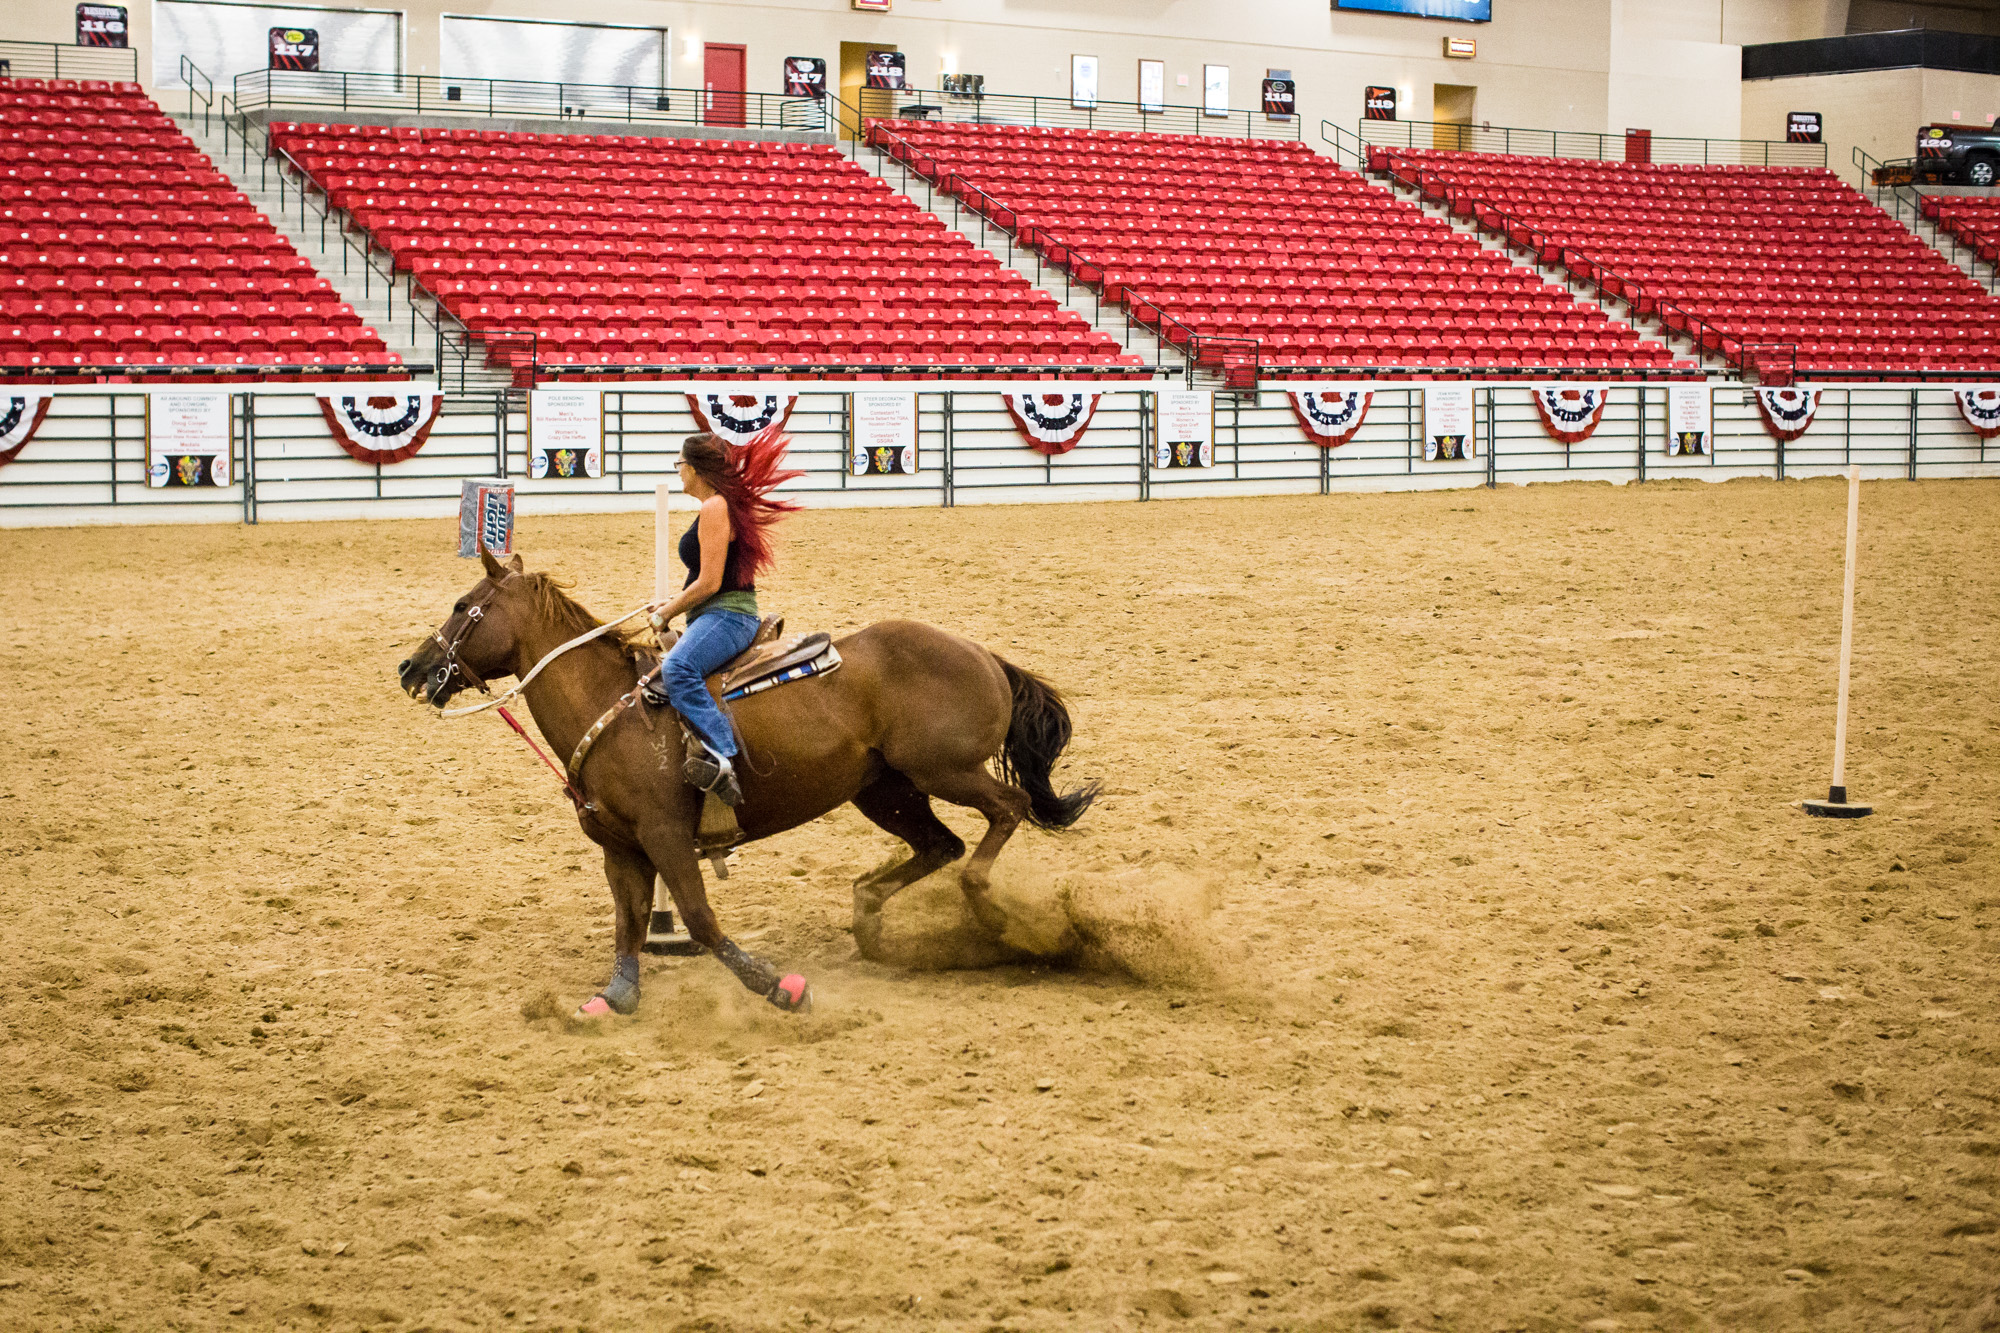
867, 121, 1686, 377
1920, 195, 2000, 268
267, 123, 1137, 375
0, 78, 398, 379
1376, 148, 2000, 378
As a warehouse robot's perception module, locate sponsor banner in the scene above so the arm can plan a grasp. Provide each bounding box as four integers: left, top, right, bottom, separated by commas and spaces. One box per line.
1072, 55, 1099, 110
1531, 384, 1611, 445
458, 479, 514, 558
1365, 85, 1397, 121
1262, 78, 1296, 120
1004, 389, 1102, 455
75, 3, 127, 47
528, 389, 603, 480
1154, 388, 1214, 468
146, 390, 231, 488
1755, 387, 1821, 442
1666, 384, 1712, 456
1954, 386, 2000, 439
1285, 386, 1372, 448
318, 390, 443, 466
784, 57, 826, 99
269, 26, 320, 71
849, 390, 918, 475
1423, 383, 1475, 460
865, 50, 905, 90
687, 390, 799, 447
1787, 111, 1822, 144
0, 392, 55, 469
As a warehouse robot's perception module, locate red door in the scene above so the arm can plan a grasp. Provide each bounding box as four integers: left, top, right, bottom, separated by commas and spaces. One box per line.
704, 43, 746, 127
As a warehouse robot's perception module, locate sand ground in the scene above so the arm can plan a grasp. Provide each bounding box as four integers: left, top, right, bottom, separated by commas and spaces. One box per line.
1, 477, 1997, 1333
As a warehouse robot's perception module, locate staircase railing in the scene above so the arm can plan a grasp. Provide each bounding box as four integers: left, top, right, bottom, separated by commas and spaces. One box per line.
180, 56, 214, 135
1318, 119, 1368, 172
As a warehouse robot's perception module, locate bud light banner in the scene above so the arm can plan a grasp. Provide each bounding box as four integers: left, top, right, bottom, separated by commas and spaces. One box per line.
1422, 383, 1475, 460
1365, 86, 1398, 121
1262, 78, 1296, 120
75, 3, 128, 47
1666, 384, 1711, 456
1285, 387, 1372, 448
1954, 386, 2000, 439
1530, 384, 1611, 445
319, 390, 444, 466
1005, 389, 1102, 455
784, 57, 827, 99
0, 392, 54, 469
1754, 387, 1820, 442
458, 479, 514, 558
269, 27, 320, 71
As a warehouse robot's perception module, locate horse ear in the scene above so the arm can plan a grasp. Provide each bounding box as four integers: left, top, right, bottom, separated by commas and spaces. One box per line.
506, 552, 524, 573
479, 544, 507, 580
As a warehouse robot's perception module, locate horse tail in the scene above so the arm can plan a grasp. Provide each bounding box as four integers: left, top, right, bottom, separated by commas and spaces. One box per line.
995, 657, 1100, 832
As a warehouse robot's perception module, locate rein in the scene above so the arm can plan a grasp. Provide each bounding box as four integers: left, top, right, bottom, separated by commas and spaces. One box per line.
497, 704, 588, 810
437, 601, 655, 719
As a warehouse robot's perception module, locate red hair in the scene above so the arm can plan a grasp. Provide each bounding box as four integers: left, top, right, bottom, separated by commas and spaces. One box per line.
680, 428, 802, 583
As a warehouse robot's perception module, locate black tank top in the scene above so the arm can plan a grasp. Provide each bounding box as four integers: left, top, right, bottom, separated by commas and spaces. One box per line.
680, 515, 754, 594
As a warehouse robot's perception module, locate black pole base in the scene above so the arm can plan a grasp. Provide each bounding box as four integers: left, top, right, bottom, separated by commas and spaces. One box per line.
1802, 786, 1873, 819
641, 905, 705, 956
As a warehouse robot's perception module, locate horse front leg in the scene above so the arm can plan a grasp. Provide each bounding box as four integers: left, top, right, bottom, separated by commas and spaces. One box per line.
643, 824, 811, 1014
575, 842, 655, 1018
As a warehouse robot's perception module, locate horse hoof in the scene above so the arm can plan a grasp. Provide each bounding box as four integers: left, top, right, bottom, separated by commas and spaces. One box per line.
575, 995, 616, 1018
767, 974, 811, 1014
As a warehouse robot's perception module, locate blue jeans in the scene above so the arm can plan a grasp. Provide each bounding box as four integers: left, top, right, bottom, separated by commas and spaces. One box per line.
664, 609, 759, 758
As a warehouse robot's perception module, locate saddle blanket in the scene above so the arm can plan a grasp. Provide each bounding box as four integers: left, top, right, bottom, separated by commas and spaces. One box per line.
721, 640, 841, 702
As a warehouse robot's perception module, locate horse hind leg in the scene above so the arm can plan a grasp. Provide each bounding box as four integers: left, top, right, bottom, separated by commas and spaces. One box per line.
848, 769, 967, 960
897, 764, 1030, 940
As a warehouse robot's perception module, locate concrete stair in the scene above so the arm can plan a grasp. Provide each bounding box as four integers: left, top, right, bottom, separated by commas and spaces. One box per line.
846, 139, 1178, 377
1372, 169, 1730, 375
177, 114, 514, 390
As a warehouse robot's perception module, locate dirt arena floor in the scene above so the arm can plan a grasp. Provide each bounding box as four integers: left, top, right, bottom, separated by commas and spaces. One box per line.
3, 476, 1998, 1333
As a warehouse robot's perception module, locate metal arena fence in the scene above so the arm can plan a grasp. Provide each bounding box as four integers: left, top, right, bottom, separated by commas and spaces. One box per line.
1, 381, 1992, 527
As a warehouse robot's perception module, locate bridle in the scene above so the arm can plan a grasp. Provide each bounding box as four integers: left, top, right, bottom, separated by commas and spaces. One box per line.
424, 584, 500, 700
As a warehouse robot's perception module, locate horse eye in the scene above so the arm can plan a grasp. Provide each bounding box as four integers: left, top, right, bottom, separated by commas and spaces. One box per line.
453, 600, 467, 613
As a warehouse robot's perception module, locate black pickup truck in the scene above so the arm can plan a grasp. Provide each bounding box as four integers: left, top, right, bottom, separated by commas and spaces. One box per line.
1915, 123, 2000, 186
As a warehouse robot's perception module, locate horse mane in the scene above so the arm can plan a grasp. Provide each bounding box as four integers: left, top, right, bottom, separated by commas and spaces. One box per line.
519, 571, 649, 665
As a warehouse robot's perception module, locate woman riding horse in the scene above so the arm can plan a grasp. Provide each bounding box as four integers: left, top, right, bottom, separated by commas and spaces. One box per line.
638, 431, 800, 807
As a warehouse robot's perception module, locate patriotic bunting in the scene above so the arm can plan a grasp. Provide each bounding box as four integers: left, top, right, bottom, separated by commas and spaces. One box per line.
0, 392, 54, 469
318, 391, 444, 466
1003, 390, 1102, 455
688, 391, 799, 447
1285, 387, 1373, 448
1954, 387, 2000, 439
1531, 385, 1612, 445
1754, 387, 1821, 443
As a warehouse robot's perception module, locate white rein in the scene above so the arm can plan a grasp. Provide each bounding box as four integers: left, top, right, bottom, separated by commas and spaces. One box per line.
439, 602, 657, 718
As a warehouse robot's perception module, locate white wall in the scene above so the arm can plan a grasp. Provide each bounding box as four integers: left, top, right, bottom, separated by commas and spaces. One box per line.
1743, 65, 2000, 184
0, 0, 1854, 142
1609, 0, 1744, 141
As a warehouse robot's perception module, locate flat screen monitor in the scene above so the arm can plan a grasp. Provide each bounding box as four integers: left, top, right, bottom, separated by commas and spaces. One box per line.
1336, 0, 1492, 20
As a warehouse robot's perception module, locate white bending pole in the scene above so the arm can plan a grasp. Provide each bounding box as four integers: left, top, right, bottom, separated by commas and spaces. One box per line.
1831, 464, 1861, 792
655, 481, 675, 603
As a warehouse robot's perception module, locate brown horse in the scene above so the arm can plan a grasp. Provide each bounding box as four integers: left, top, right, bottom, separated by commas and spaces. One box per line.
396, 548, 1096, 1015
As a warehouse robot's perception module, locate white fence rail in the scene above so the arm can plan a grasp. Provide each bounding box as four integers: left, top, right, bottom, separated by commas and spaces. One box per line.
2, 382, 1994, 526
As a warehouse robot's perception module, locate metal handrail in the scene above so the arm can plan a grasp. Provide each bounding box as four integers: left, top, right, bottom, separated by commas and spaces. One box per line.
526, 359, 1163, 385
0, 39, 139, 84
1318, 119, 1368, 172
227, 67, 825, 132
840, 84, 1303, 142
1355, 117, 1826, 168
180, 56, 214, 133
0, 361, 426, 382
853, 107, 1199, 383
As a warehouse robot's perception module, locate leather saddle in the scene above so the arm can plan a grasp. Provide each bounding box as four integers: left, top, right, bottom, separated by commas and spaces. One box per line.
653, 614, 839, 701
